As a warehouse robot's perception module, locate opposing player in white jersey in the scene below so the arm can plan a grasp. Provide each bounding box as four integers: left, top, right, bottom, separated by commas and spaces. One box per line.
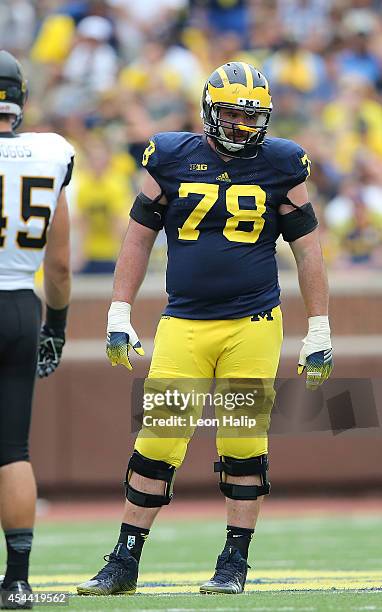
0, 50, 73, 609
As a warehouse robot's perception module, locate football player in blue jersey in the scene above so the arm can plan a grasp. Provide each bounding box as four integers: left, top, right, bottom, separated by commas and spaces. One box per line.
77, 62, 333, 596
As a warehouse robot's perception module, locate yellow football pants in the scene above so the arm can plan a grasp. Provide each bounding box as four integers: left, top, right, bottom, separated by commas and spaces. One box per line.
135, 307, 283, 467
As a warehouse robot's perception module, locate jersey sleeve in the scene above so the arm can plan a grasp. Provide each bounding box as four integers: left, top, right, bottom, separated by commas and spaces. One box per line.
140, 134, 175, 191
287, 145, 311, 189
263, 139, 311, 194
140, 132, 203, 194
49, 133, 75, 189
141, 132, 188, 180
141, 136, 160, 175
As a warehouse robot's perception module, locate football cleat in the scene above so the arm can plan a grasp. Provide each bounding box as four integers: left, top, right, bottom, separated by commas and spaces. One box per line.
76, 543, 138, 596
200, 547, 249, 594
0, 576, 33, 609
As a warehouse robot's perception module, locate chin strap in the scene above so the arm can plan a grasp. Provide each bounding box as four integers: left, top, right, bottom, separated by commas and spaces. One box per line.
214, 137, 260, 160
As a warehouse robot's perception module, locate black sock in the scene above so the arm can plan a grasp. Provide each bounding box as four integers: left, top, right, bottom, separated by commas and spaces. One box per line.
117, 523, 149, 562
224, 525, 254, 560
3, 529, 33, 588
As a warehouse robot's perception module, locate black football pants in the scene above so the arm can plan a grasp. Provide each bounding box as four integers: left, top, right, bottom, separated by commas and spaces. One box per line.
0, 290, 41, 467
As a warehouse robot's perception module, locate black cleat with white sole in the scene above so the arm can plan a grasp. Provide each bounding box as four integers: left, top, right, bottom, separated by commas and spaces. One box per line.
77, 543, 138, 596
0, 576, 33, 609
200, 547, 249, 594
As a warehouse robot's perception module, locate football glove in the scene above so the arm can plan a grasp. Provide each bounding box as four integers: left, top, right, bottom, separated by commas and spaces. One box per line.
37, 326, 65, 378
298, 316, 333, 391
106, 302, 144, 370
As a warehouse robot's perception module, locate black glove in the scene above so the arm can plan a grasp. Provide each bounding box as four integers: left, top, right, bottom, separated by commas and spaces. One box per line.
37, 325, 65, 378
37, 305, 68, 378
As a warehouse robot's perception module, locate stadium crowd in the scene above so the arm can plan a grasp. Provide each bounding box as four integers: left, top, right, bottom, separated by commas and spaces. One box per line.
2, 0, 382, 272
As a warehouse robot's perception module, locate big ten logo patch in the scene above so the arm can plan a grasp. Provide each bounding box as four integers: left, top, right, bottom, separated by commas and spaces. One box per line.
189, 163, 208, 171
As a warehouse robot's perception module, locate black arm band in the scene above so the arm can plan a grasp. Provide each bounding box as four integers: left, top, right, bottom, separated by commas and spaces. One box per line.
279, 202, 318, 242
46, 305, 69, 334
130, 191, 166, 231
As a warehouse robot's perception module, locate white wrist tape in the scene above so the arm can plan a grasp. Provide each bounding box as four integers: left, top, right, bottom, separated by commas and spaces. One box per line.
304, 315, 331, 351
107, 301, 132, 333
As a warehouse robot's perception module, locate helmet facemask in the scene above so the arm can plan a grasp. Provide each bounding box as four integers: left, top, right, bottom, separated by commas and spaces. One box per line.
212, 102, 271, 157
201, 63, 273, 159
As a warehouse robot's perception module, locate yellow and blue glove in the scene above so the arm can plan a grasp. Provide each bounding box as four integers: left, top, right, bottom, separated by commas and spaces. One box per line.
298, 316, 333, 391
106, 302, 144, 370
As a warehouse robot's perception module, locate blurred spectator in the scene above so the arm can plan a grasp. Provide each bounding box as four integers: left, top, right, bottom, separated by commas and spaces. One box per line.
74, 140, 133, 274
118, 40, 190, 163
0, 0, 36, 55
190, 0, 250, 39
325, 175, 382, 231
276, 0, 332, 45
263, 38, 327, 96
322, 75, 382, 173
119, 39, 196, 100
62, 16, 118, 94
270, 87, 309, 140
31, 14, 76, 64
341, 200, 382, 267
108, 0, 188, 61
206, 31, 258, 75
110, 0, 187, 33
31, 1, 117, 64
337, 11, 381, 86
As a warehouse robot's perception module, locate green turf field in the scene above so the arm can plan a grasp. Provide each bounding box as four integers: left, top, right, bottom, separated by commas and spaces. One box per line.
1, 512, 382, 610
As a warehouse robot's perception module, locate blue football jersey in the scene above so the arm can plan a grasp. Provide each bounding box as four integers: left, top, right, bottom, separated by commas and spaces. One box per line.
140, 132, 310, 319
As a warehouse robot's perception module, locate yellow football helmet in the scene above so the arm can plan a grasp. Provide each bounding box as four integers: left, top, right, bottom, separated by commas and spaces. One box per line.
201, 62, 272, 158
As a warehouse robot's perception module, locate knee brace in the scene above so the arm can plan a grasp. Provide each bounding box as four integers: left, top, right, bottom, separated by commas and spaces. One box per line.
125, 450, 176, 508
214, 454, 270, 500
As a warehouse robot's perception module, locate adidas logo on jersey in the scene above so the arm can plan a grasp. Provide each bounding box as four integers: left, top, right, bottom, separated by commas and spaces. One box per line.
216, 172, 231, 183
